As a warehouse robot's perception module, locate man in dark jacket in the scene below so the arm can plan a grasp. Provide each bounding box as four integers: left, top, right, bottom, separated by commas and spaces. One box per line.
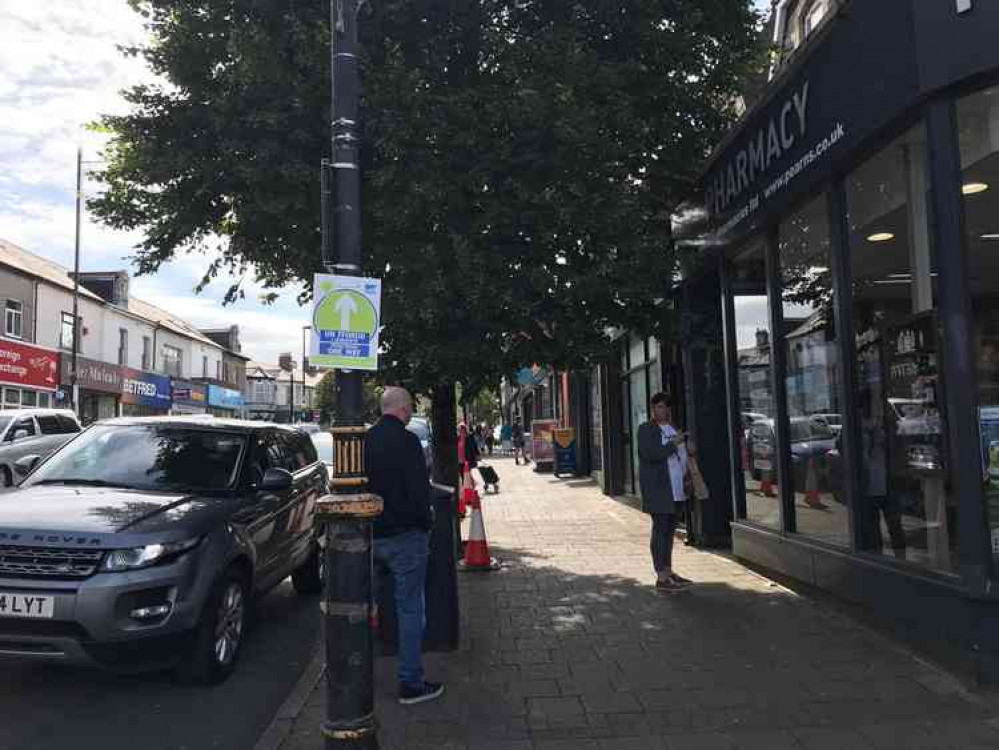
638, 393, 692, 593
365, 386, 444, 705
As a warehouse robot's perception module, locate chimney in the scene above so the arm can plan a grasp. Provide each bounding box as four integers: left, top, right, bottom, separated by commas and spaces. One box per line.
755, 329, 770, 349
74, 271, 129, 305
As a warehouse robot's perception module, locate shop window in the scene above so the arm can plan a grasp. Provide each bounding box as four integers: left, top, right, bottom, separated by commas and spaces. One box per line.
629, 367, 648, 495
37, 393, 50, 408
20, 390, 37, 408
142, 336, 152, 371
4, 300, 23, 339
590, 369, 603, 473
777, 193, 847, 546
731, 239, 779, 530
846, 124, 954, 571
3, 389, 20, 408
957, 86, 999, 559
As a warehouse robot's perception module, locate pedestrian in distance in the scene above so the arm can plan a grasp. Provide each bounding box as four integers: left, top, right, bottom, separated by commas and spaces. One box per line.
500, 422, 513, 455
638, 392, 692, 593
512, 419, 530, 465
364, 386, 445, 705
483, 423, 494, 456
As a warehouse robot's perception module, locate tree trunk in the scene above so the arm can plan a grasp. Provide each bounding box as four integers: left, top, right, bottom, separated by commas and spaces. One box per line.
430, 381, 459, 489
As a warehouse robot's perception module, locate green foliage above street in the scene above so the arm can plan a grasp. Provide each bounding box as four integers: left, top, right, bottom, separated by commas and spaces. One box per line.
93, 0, 763, 399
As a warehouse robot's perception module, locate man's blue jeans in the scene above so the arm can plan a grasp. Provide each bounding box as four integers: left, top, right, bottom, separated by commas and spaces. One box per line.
374, 530, 429, 688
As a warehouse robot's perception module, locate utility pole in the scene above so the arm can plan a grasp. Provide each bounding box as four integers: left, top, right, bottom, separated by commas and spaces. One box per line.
329, 0, 364, 425
316, 2, 381, 750
70, 146, 82, 414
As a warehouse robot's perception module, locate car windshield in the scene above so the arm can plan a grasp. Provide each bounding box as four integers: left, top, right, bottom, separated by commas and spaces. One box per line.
310, 433, 333, 464
0, 416, 11, 436
21, 425, 246, 493
407, 419, 430, 442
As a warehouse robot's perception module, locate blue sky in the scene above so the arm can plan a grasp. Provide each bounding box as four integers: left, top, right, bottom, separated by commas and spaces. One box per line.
0, 1, 308, 364
0, 0, 773, 364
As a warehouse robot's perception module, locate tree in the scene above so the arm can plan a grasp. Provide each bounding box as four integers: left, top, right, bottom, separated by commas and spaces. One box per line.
314, 371, 337, 424
314, 370, 381, 425
91, 0, 764, 485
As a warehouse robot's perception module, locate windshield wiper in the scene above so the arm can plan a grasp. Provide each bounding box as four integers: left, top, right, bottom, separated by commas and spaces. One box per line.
33, 479, 137, 489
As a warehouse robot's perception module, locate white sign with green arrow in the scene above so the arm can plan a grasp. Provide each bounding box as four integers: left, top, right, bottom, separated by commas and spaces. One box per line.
310, 274, 382, 371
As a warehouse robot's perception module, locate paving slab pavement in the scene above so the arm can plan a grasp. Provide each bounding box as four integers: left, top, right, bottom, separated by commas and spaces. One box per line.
274, 457, 999, 750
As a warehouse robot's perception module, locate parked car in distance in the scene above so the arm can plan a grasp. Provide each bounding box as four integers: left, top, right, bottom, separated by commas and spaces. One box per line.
0, 409, 81, 487
310, 430, 333, 470
810, 413, 843, 437
746, 417, 836, 488
0, 417, 326, 684
407, 416, 434, 471
294, 423, 321, 435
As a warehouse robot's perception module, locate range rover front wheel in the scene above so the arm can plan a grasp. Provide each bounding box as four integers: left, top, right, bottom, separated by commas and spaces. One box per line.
179, 568, 248, 685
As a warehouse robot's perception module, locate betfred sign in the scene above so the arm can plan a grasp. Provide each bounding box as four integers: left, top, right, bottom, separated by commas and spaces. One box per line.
121, 368, 171, 408
0, 338, 58, 391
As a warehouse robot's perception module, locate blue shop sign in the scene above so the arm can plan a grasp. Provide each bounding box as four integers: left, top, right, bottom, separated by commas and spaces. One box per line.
121, 368, 172, 409
208, 384, 244, 410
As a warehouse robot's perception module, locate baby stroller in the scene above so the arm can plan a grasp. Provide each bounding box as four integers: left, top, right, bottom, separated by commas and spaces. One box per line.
478, 464, 500, 494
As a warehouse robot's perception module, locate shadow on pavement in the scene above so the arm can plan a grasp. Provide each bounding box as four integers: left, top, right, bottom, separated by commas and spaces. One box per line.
365, 542, 995, 750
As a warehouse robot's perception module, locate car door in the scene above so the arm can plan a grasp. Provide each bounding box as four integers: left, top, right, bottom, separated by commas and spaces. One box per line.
4, 415, 44, 465
230, 430, 295, 590
269, 431, 315, 577
283, 432, 323, 570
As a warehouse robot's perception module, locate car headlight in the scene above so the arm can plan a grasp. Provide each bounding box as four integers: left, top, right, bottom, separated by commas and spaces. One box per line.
101, 537, 202, 572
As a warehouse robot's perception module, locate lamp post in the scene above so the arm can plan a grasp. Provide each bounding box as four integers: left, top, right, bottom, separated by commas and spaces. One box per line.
316, 1, 381, 749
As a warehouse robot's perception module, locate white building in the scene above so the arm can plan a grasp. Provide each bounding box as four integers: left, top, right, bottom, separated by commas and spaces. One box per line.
0, 239, 247, 423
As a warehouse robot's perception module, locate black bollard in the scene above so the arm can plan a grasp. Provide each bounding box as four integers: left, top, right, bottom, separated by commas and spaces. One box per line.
318, 427, 382, 749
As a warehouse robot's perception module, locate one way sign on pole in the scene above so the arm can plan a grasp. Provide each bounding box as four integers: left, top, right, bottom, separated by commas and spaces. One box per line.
310, 274, 382, 371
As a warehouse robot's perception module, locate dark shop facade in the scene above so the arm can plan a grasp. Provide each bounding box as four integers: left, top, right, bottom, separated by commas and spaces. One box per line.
662, 0, 999, 683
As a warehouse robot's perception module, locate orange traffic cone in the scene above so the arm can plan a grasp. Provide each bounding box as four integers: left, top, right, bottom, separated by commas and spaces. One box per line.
459, 490, 501, 571
804, 457, 826, 509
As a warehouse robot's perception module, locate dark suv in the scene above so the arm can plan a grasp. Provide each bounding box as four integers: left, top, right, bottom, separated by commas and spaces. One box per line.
0, 418, 325, 683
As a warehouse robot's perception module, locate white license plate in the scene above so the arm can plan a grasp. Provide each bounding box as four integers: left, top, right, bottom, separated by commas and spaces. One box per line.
754, 459, 773, 471
0, 593, 54, 619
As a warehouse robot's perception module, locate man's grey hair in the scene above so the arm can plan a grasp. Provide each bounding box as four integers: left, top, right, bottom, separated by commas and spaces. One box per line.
381, 386, 412, 414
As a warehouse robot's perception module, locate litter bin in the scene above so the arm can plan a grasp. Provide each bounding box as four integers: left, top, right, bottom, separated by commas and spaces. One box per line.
376, 482, 460, 655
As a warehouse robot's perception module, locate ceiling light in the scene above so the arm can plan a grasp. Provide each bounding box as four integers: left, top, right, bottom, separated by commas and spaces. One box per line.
981, 233, 999, 240
963, 182, 989, 195
867, 232, 895, 243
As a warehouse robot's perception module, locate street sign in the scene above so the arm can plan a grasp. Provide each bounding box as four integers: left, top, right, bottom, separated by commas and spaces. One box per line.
310, 274, 382, 371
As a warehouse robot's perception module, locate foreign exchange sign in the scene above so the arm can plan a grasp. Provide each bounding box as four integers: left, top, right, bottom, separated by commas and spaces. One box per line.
310, 274, 382, 371
0, 338, 58, 391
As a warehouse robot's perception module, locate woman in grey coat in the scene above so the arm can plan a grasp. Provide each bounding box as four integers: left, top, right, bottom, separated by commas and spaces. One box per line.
638, 393, 691, 592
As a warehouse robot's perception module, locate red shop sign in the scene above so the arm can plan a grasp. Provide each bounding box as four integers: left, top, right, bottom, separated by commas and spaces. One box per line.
0, 338, 59, 391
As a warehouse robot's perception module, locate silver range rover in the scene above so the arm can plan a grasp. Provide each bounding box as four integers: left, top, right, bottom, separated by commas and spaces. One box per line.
0, 417, 326, 684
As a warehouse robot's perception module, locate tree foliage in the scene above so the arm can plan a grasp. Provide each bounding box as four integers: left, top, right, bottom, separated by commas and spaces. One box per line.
93, 0, 763, 387
92, 0, 763, 482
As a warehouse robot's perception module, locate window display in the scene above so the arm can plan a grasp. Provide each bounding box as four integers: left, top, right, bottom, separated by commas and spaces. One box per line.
957, 85, 999, 557
778, 193, 848, 546
731, 240, 779, 530
846, 124, 955, 572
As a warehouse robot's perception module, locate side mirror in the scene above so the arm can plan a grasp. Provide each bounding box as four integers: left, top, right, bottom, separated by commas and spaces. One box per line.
13, 455, 41, 478
260, 468, 294, 492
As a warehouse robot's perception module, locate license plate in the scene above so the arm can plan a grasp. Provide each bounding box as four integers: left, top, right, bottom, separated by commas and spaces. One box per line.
0, 593, 54, 619
754, 459, 773, 471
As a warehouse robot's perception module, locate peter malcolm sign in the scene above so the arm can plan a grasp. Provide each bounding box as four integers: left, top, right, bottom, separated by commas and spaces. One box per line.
703, 79, 846, 238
